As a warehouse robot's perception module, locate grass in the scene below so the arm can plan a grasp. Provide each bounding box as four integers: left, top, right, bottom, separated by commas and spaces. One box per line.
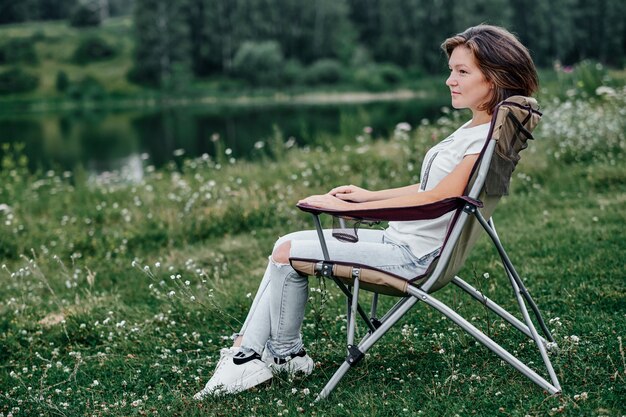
0, 87, 625, 416
0, 17, 139, 100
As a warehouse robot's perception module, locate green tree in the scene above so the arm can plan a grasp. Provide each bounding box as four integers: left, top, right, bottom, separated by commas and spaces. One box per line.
130, 0, 191, 88
186, 0, 354, 77
232, 40, 284, 85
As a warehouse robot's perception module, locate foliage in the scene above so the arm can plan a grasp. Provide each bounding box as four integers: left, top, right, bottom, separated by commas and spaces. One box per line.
55, 70, 69, 92
232, 41, 285, 86
66, 75, 106, 100
303, 59, 344, 85
539, 87, 626, 164
69, 3, 101, 27
567, 60, 610, 97
353, 62, 405, 91
130, 0, 190, 87
282, 59, 305, 85
0, 37, 39, 65
72, 35, 117, 64
186, 0, 354, 77
0, 67, 39, 95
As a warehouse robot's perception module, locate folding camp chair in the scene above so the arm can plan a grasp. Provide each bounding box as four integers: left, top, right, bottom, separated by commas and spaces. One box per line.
290, 96, 562, 400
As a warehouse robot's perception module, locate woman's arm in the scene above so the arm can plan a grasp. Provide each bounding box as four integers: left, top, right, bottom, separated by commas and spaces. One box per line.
300, 154, 479, 210
328, 183, 421, 203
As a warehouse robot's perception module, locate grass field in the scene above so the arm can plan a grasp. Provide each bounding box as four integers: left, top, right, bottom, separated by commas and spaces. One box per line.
0, 85, 625, 416
0, 17, 139, 98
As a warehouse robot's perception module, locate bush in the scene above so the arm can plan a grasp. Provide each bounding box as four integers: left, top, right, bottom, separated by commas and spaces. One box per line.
66, 75, 106, 100
0, 38, 39, 65
303, 59, 343, 85
72, 36, 116, 64
69, 4, 101, 27
56, 70, 70, 92
0, 67, 39, 95
377, 63, 405, 85
127, 65, 159, 87
282, 59, 304, 85
353, 63, 405, 91
232, 40, 284, 86
554, 60, 609, 98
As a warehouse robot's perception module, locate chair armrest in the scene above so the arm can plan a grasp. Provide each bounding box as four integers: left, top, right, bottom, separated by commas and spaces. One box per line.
296, 196, 482, 222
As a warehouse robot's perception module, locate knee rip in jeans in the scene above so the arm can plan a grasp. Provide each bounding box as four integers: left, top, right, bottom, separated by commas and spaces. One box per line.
270, 241, 292, 266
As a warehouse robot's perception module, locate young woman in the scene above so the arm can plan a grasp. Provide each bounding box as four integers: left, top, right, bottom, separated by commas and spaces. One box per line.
194, 24, 539, 398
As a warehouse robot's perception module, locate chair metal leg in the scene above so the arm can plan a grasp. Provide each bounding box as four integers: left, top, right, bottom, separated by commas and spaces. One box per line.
407, 286, 561, 394
483, 216, 554, 343
370, 293, 379, 321
347, 277, 360, 347
452, 276, 546, 343
316, 296, 420, 401
476, 214, 560, 390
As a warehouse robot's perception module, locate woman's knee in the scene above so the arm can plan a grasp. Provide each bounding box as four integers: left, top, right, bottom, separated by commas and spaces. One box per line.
271, 241, 291, 265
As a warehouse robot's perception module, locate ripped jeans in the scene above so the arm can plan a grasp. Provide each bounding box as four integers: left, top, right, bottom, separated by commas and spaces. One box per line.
236, 229, 439, 359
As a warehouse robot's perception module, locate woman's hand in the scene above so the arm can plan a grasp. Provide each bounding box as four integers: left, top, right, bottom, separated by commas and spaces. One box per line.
298, 194, 355, 210
328, 185, 373, 203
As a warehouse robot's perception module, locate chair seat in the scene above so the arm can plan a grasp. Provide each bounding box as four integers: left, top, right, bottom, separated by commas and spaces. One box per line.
290, 257, 428, 296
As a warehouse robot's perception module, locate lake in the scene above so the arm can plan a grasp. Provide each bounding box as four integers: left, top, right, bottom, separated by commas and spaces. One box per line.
0, 95, 450, 179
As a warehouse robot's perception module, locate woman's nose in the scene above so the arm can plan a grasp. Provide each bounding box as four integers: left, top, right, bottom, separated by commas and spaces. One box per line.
446, 74, 456, 87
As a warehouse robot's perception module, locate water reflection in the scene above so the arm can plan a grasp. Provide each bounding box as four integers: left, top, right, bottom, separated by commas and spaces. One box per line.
0, 96, 449, 176
87, 153, 145, 186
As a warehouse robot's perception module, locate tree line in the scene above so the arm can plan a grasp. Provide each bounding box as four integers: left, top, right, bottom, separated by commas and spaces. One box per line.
1, 0, 625, 89
131, 0, 626, 87
0, 0, 134, 25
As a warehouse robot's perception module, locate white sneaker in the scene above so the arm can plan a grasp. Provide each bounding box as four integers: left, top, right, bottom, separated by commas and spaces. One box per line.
269, 349, 315, 375
193, 348, 272, 399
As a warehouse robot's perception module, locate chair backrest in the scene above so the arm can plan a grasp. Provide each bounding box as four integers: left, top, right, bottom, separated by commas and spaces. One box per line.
420, 96, 542, 293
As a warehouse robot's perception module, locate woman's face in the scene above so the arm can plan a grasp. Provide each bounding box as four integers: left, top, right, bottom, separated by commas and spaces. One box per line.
446, 46, 493, 115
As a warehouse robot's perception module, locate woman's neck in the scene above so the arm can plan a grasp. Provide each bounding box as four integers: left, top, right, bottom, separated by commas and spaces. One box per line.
466, 111, 491, 128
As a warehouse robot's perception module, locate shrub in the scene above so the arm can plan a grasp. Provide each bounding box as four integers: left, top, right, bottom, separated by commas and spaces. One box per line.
353, 63, 405, 91
0, 38, 39, 65
353, 65, 386, 91
554, 60, 609, 98
56, 70, 70, 92
69, 4, 101, 27
0, 67, 39, 95
282, 59, 304, 85
66, 75, 106, 100
232, 40, 284, 86
72, 36, 116, 64
303, 59, 343, 85
126, 65, 159, 87
377, 63, 405, 85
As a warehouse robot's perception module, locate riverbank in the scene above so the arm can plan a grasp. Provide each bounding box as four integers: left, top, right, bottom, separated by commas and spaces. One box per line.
0, 88, 434, 115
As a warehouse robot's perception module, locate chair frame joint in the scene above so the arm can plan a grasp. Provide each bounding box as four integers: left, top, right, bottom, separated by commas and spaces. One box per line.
370, 318, 382, 329
462, 203, 478, 214
319, 262, 334, 278
346, 344, 365, 367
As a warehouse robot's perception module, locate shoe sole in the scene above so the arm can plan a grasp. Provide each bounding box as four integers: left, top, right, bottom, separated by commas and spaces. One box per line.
219, 368, 273, 395
271, 357, 314, 376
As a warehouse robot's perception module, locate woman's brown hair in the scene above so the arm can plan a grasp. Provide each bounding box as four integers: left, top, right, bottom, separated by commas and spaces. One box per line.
441, 25, 539, 114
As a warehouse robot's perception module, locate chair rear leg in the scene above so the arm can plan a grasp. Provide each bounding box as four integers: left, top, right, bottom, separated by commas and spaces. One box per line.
485, 217, 554, 342
407, 286, 561, 394
452, 276, 546, 342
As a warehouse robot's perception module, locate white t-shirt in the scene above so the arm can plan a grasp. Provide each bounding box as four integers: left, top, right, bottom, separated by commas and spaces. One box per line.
383, 120, 490, 258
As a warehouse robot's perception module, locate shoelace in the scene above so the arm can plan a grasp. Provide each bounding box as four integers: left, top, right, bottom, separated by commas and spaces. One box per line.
213, 348, 236, 372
